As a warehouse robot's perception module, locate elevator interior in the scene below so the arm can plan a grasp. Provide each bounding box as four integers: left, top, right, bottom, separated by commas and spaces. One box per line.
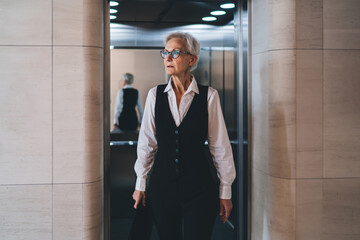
107, 1, 242, 239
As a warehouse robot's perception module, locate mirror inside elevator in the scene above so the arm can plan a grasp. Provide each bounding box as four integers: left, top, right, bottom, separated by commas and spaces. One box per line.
106, 1, 245, 239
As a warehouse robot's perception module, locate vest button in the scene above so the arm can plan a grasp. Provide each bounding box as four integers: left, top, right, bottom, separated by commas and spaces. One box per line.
175, 130, 179, 134
175, 159, 179, 163
176, 148, 179, 153
175, 168, 179, 173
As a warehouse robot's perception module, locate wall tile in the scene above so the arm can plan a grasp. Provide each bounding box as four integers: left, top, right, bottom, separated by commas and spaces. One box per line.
252, 50, 297, 178
53, 47, 103, 183
83, 181, 103, 240
0, 185, 52, 240
295, 0, 323, 49
296, 151, 323, 179
252, 52, 270, 175
252, 0, 297, 53
252, 169, 296, 240
268, 0, 296, 50
296, 179, 323, 240
296, 50, 323, 178
53, 184, 83, 240
323, 179, 360, 240
0, 0, 52, 45
0, 47, 52, 184
324, 0, 360, 49
53, 0, 103, 47
251, 0, 270, 54
324, 50, 360, 178
268, 50, 297, 178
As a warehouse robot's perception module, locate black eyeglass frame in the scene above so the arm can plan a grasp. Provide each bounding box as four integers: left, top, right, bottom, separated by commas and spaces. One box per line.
160, 49, 192, 59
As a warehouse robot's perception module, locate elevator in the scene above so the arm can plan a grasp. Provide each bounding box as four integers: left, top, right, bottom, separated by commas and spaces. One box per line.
104, 1, 249, 239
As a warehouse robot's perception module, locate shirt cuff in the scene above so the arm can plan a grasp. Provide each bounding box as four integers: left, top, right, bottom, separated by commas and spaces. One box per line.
135, 177, 147, 191
219, 185, 232, 199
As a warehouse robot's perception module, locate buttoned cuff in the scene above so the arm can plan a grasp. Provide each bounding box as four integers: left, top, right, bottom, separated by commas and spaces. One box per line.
219, 185, 232, 199
135, 177, 147, 191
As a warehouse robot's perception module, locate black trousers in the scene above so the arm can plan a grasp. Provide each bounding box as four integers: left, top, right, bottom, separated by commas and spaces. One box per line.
149, 186, 218, 240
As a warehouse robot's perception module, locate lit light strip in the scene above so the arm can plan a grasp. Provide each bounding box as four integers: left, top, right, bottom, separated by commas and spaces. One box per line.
202, 16, 217, 22
220, 3, 235, 9
211, 10, 226, 16
109, 1, 119, 7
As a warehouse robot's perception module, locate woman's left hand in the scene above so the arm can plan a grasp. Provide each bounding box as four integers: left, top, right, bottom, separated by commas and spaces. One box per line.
219, 199, 233, 223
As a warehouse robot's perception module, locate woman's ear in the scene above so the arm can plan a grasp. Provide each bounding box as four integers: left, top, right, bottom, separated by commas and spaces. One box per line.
189, 55, 198, 67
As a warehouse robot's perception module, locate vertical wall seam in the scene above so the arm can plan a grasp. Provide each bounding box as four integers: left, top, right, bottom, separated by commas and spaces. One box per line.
321, 4, 326, 237
294, 2, 298, 238
322, 0, 325, 180
82, 183, 84, 240
51, 0, 54, 239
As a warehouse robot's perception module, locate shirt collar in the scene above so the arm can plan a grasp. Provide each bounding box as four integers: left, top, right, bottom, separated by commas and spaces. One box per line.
124, 85, 132, 89
164, 75, 200, 95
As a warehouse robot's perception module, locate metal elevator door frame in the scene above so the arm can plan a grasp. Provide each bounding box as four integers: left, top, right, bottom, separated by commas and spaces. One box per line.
234, 1, 250, 240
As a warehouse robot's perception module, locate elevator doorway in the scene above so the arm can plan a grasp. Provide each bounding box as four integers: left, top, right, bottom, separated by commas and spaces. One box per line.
104, 1, 249, 240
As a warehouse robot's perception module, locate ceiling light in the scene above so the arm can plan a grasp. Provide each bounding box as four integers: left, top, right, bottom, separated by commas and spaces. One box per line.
110, 15, 117, 20
210, 10, 226, 16
110, 9, 118, 14
202, 16, 217, 22
109, 1, 119, 7
220, 3, 235, 9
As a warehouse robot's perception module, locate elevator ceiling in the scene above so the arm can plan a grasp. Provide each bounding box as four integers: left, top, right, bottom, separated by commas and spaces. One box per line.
109, 0, 235, 28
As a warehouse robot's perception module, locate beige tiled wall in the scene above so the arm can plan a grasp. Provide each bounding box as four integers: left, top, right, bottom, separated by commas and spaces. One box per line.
323, 50, 360, 178
0, 0, 104, 239
251, 0, 360, 239
0, 47, 53, 185
0, 0, 52, 45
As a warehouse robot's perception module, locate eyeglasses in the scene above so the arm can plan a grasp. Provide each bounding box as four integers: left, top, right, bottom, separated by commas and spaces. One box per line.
160, 49, 192, 59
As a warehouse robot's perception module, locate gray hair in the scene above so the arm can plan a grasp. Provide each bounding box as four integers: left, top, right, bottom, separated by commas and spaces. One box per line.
122, 73, 134, 85
165, 32, 200, 71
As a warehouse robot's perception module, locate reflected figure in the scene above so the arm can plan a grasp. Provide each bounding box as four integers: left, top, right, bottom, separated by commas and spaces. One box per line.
132, 32, 236, 240
113, 73, 143, 131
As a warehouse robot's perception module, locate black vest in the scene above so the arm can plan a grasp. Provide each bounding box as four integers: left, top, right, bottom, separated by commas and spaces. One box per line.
118, 88, 139, 131
149, 84, 216, 202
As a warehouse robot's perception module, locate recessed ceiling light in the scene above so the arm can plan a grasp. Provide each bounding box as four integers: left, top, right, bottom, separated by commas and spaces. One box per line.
110, 15, 117, 20
220, 3, 235, 9
210, 10, 226, 16
109, 1, 119, 7
202, 16, 217, 22
110, 9, 118, 14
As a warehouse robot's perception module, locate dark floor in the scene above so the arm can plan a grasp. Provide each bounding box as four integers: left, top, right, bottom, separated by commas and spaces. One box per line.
110, 142, 236, 240
111, 217, 235, 240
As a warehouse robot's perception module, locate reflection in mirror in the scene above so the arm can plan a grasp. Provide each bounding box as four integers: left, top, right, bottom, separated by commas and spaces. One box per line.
108, 2, 238, 240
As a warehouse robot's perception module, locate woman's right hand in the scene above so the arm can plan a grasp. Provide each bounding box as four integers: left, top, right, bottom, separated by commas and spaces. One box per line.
132, 190, 146, 209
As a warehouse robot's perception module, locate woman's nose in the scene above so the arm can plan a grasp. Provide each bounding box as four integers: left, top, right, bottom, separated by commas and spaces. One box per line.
165, 55, 172, 61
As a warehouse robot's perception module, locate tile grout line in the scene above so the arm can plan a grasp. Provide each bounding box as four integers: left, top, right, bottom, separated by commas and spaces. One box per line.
294, 2, 298, 237
0, 45, 103, 49
322, 0, 325, 181
252, 48, 360, 56
51, 0, 54, 239
82, 183, 84, 240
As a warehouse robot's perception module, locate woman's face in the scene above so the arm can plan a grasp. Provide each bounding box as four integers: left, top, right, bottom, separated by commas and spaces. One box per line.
163, 38, 196, 77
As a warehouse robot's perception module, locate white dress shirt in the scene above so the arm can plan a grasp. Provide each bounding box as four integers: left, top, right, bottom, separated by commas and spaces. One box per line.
134, 77, 236, 199
113, 85, 143, 125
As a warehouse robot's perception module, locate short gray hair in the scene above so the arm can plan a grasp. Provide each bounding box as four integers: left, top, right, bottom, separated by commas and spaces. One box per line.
165, 32, 200, 71
122, 73, 134, 85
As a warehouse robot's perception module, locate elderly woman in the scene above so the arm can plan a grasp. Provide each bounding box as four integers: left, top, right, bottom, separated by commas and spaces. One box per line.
132, 32, 236, 240
113, 73, 143, 131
